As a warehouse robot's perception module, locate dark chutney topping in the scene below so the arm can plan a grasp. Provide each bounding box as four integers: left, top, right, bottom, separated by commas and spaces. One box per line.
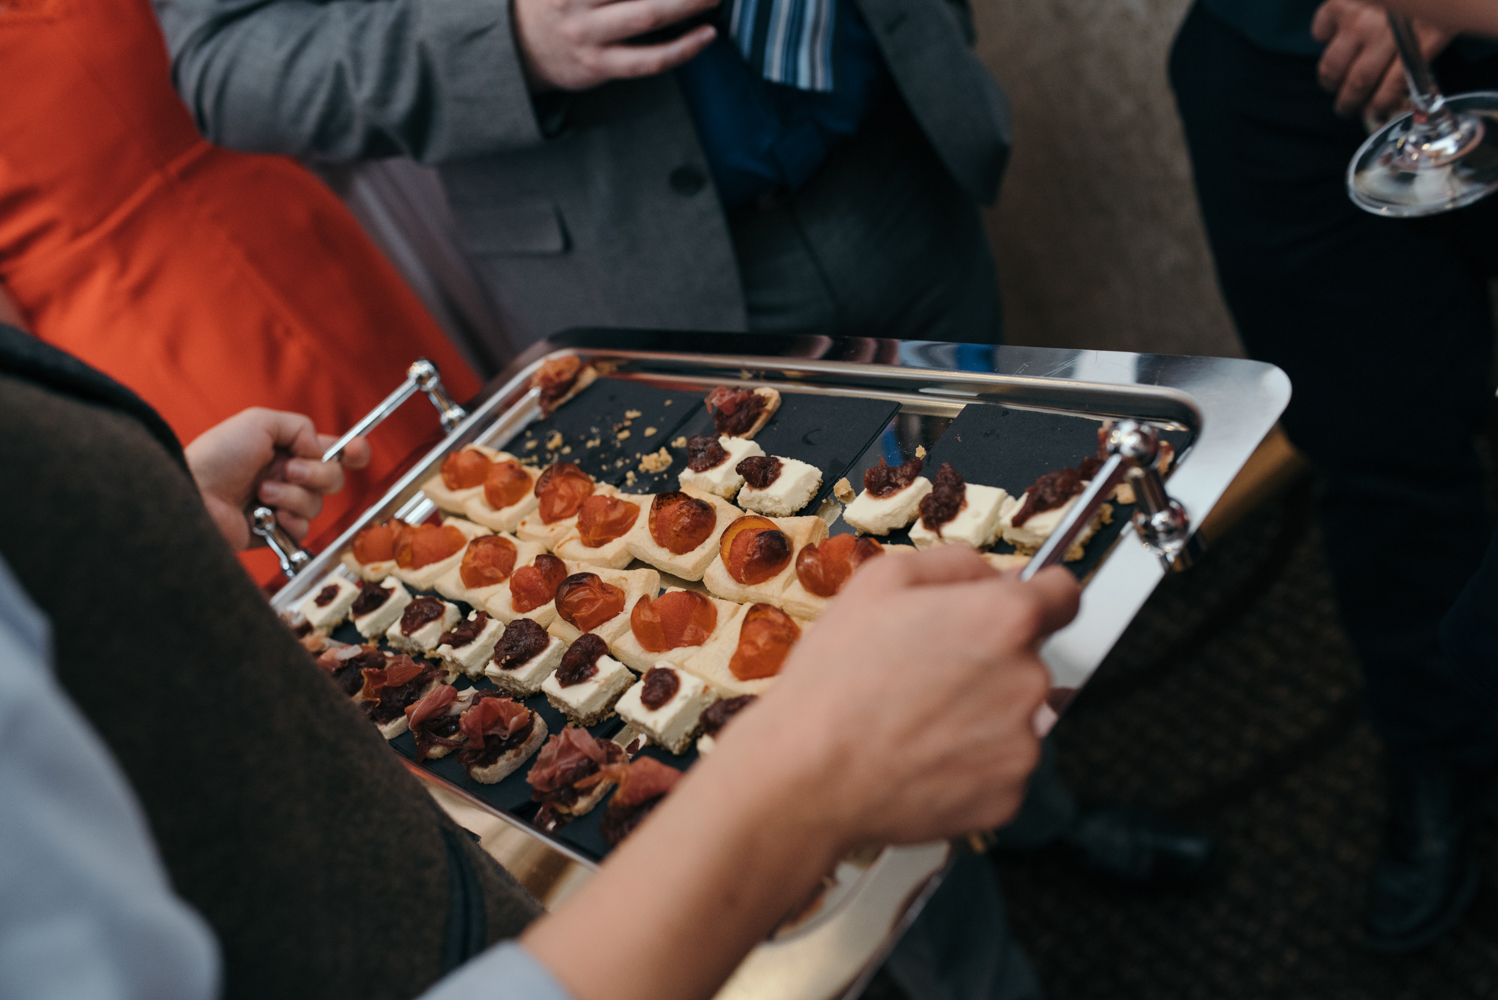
863, 456, 923, 499
329, 649, 387, 697
706, 387, 767, 437
349, 580, 393, 618
492, 618, 550, 671
458, 713, 536, 769
313, 584, 341, 608
601, 795, 666, 846
700, 694, 757, 736
440, 612, 490, 649
737, 455, 782, 491
685, 435, 731, 473
556, 633, 609, 687
1011, 468, 1086, 528
640, 667, 681, 711
918, 463, 966, 532
399, 596, 447, 636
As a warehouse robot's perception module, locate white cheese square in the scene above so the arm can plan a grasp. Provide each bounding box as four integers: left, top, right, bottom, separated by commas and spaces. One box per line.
352, 580, 413, 639
298, 573, 360, 630
385, 598, 461, 654
516, 482, 615, 551
435, 611, 505, 678
625, 487, 742, 581
616, 665, 715, 755
432, 534, 545, 607
908, 483, 1009, 549
552, 494, 649, 569
542, 653, 636, 726
461, 462, 542, 533
736, 457, 824, 518
547, 566, 661, 645
609, 590, 739, 672
484, 628, 567, 696
998, 492, 1111, 561
421, 445, 506, 514
701, 514, 827, 605
677, 435, 765, 499
392, 517, 490, 591
842, 477, 933, 536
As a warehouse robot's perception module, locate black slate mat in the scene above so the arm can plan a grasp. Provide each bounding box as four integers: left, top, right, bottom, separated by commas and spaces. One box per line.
507, 378, 699, 486
635, 390, 900, 512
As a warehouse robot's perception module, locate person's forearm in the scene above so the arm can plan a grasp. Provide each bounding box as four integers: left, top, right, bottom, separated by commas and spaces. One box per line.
153, 0, 546, 162
523, 731, 846, 1000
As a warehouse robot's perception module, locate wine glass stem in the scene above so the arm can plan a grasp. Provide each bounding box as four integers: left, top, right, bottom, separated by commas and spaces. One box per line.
1388, 12, 1446, 118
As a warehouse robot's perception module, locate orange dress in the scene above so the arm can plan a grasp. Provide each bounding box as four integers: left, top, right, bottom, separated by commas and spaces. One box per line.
0, 0, 482, 580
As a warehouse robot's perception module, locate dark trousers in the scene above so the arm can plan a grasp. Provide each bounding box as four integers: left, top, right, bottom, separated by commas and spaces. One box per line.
0, 357, 543, 1000
729, 96, 1005, 345
1170, 4, 1498, 767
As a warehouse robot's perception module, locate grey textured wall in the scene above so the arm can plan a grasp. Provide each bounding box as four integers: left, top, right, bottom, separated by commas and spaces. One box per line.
973, 0, 1245, 359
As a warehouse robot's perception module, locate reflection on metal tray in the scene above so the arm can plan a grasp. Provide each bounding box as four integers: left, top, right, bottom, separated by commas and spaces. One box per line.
270, 330, 1290, 1000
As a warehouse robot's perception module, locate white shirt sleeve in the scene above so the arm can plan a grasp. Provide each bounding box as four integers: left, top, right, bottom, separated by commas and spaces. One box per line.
419, 942, 577, 1000
0, 556, 220, 1000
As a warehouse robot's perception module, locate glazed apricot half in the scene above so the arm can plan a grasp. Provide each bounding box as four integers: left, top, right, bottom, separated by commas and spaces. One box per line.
441, 449, 492, 491
720, 515, 792, 585
649, 491, 716, 554
535, 462, 595, 524
459, 535, 519, 589
395, 523, 467, 569
630, 591, 717, 652
555, 572, 627, 632
794, 534, 883, 598
577, 494, 640, 548
484, 459, 533, 511
728, 604, 801, 681
351, 519, 408, 565
509, 554, 569, 613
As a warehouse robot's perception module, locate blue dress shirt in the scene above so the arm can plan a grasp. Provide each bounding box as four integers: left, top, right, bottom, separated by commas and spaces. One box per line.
675, 0, 893, 210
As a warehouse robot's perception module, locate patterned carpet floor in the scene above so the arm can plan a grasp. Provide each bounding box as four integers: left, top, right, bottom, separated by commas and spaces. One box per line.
871, 478, 1498, 999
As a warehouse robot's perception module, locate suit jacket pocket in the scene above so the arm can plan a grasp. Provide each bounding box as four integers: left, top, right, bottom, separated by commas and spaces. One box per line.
457, 201, 568, 256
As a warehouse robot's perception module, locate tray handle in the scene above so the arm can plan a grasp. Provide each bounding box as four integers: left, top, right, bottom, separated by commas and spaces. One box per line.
249, 358, 469, 578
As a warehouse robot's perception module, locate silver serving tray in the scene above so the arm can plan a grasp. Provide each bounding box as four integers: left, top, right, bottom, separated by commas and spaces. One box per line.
271, 330, 1290, 1000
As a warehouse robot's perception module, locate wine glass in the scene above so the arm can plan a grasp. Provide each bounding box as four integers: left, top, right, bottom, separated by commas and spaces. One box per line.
1348, 12, 1498, 217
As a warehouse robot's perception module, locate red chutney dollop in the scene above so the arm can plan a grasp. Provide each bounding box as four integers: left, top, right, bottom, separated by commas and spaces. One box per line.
649, 491, 716, 554
685, 435, 730, 472
706, 386, 767, 437
555, 633, 610, 686
509, 554, 569, 613
535, 462, 595, 524
555, 573, 626, 632
484, 459, 533, 511
639, 666, 681, 710
440, 611, 490, 649
630, 591, 717, 652
313, 583, 341, 608
700, 694, 757, 736
395, 523, 467, 569
460, 535, 519, 589
728, 604, 801, 681
795, 534, 883, 597
918, 462, 967, 533
441, 449, 492, 491
491, 617, 550, 670
863, 456, 924, 499
577, 494, 640, 548
720, 515, 792, 585
736, 455, 782, 490
1011, 467, 1086, 528
399, 596, 447, 636
351, 520, 410, 565
349, 580, 395, 618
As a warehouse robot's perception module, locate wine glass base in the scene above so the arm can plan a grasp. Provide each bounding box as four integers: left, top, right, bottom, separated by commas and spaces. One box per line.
1349, 91, 1498, 218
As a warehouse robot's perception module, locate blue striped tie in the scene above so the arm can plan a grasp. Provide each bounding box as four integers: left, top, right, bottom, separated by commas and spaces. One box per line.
728, 0, 837, 92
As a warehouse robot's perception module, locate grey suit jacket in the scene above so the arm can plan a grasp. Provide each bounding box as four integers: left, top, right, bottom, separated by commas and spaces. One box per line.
154, 0, 1011, 350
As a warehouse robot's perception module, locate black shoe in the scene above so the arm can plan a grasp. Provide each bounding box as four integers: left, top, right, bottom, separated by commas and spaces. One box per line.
1063, 806, 1217, 886
1363, 760, 1489, 953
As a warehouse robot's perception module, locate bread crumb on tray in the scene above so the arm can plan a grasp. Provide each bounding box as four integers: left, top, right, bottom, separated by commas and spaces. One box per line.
833, 478, 855, 502
639, 448, 673, 474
